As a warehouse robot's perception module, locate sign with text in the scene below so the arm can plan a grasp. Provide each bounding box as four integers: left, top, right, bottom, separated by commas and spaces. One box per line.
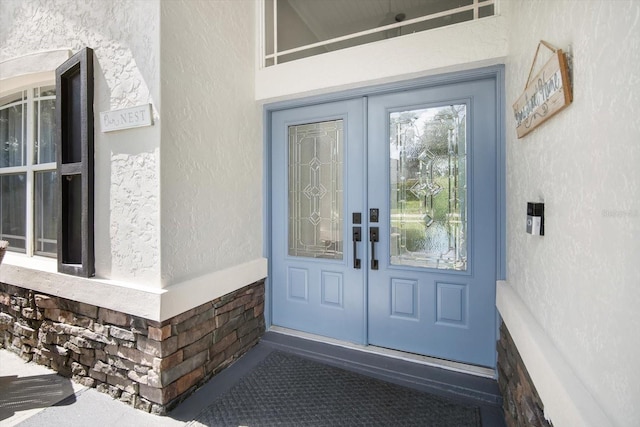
513, 48, 572, 138
100, 104, 153, 133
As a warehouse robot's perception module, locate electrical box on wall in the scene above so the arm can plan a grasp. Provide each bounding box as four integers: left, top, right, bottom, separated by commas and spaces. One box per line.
526, 203, 544, 236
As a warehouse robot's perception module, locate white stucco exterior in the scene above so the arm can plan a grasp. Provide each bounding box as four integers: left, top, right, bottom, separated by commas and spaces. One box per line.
1, 1, 639, 425
159, 0, 264, 287
1, 0, 162, 286
0, 0, 267, 314
500, 1, 640, 426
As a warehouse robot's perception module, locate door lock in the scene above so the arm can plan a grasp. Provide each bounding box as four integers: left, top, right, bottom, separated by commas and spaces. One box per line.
352, 212, 362, 224
369, 208, 379, 223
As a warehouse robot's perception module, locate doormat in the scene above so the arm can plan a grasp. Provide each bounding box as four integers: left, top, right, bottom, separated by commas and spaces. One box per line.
187, 351, 481, 427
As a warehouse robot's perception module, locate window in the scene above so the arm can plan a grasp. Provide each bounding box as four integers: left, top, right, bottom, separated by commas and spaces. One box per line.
0, 86, 58, 257
263, 0, 496, 66
0, 46, 94, 278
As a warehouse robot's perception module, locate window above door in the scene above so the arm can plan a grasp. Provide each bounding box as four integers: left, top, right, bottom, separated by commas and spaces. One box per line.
262, 0, 496, 67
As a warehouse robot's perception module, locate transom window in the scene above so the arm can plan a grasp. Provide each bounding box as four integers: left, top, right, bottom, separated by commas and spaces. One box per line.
262, 0, 496, 66
0, 85, 57, 257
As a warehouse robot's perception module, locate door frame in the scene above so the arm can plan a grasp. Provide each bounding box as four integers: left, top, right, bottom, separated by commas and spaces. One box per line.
263, 66, 506, 359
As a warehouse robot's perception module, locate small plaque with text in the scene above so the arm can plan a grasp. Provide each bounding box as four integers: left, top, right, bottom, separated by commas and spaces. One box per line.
100, 104, 153, 132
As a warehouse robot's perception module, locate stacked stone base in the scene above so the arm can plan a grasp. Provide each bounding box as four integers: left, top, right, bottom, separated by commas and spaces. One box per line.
0, 280, 265, 414
497, 322, 552, 427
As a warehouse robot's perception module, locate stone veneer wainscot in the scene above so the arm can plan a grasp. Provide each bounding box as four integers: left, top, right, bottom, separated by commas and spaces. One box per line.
0, 280, 265, 414
498, 322, 553, 427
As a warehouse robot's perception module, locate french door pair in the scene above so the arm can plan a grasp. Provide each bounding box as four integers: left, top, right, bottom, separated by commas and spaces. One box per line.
271, 78, 498, 367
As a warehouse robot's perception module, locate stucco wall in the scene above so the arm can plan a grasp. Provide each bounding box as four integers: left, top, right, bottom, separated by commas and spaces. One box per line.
502, 1, 640, 426
0, 0, 162, 286
159, 0, 264, 286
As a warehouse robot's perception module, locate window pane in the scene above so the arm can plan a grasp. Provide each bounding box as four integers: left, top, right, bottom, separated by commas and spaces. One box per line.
0, 173, 26, 251
479, 5, 495, 19
0, 102, 26, 168
264, 0, 274, 56
35, 170, 58, 256
35, 98, 57, 164
288, 120, 343, 260
390, 105, 467, 271
39, 86, 56, 97
267, 0, 493, 66
279, 0, 474, 49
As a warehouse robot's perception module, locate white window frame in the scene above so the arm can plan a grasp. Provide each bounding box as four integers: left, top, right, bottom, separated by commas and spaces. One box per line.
261, 0, 498, 67
0, 82, 57, 257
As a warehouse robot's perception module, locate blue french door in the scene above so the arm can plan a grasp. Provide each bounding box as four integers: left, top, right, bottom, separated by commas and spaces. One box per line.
367, 79, 498, 367
271, 77, 499, 367
271, 99, 367, 344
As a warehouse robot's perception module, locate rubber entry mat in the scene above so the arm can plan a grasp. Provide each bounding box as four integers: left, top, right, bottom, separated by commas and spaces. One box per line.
188, 351, 482, 427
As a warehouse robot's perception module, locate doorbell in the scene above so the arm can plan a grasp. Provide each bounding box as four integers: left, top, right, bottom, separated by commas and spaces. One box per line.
526, 202, 544, 236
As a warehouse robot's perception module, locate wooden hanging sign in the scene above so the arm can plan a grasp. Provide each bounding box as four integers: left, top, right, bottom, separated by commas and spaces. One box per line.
513, 41, 572, 138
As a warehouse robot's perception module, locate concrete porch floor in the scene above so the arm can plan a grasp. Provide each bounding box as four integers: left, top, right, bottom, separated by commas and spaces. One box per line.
0, 331, 506, 426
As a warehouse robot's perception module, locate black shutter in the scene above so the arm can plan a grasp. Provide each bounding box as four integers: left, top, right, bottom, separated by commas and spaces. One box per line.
56, 47, 94, 277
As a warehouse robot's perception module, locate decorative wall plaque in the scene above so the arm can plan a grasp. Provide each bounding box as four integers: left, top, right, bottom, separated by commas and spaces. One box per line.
513, 41, 572, 138
100, 104, 153, 133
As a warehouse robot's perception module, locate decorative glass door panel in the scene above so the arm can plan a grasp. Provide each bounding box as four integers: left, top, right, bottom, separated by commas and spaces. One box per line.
367, 79, 498, 368
271, 99, 366, 345
390, 105, 467, 270
288, 120, 343, 260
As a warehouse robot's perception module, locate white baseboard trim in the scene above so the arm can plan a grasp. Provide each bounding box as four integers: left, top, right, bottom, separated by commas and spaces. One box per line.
159, 258, 268, 320
0, 256, 267, 322
0, 256, 164, 319
496, 281, 611, 427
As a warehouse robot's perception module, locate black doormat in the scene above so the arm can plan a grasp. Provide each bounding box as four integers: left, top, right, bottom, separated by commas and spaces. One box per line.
188, 351, 482, 427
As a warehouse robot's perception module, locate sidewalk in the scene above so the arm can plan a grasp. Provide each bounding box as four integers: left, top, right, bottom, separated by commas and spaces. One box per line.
0, 350, 186, 426
0, 340, 274, 427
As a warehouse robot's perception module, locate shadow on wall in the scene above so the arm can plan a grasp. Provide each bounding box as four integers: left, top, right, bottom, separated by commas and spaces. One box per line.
0, 372, 76, 421
93, 57, 112, 280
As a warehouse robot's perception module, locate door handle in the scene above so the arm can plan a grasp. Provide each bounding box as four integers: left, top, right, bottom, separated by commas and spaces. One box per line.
352, 226, 362, 269
369, 226, 379, 270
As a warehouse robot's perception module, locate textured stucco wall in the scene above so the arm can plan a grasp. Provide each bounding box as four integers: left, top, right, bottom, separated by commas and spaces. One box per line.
0, 0, 162, 286
159, 0, 263, 285
503, 1, 640, 425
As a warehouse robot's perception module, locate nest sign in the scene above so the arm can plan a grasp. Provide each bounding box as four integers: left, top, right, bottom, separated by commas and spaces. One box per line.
100, 104, 153, 133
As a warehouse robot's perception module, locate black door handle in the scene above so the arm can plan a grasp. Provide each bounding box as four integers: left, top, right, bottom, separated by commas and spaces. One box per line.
370, 226, 379, 270
352, 226, 362, 269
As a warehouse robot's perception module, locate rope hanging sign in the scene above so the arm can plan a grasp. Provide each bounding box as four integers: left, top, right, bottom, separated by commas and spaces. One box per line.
513, 40, 573, 138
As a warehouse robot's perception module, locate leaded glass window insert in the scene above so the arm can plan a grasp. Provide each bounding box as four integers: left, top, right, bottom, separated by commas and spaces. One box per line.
390, 104, 467, 270
288, 120, 343, 259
